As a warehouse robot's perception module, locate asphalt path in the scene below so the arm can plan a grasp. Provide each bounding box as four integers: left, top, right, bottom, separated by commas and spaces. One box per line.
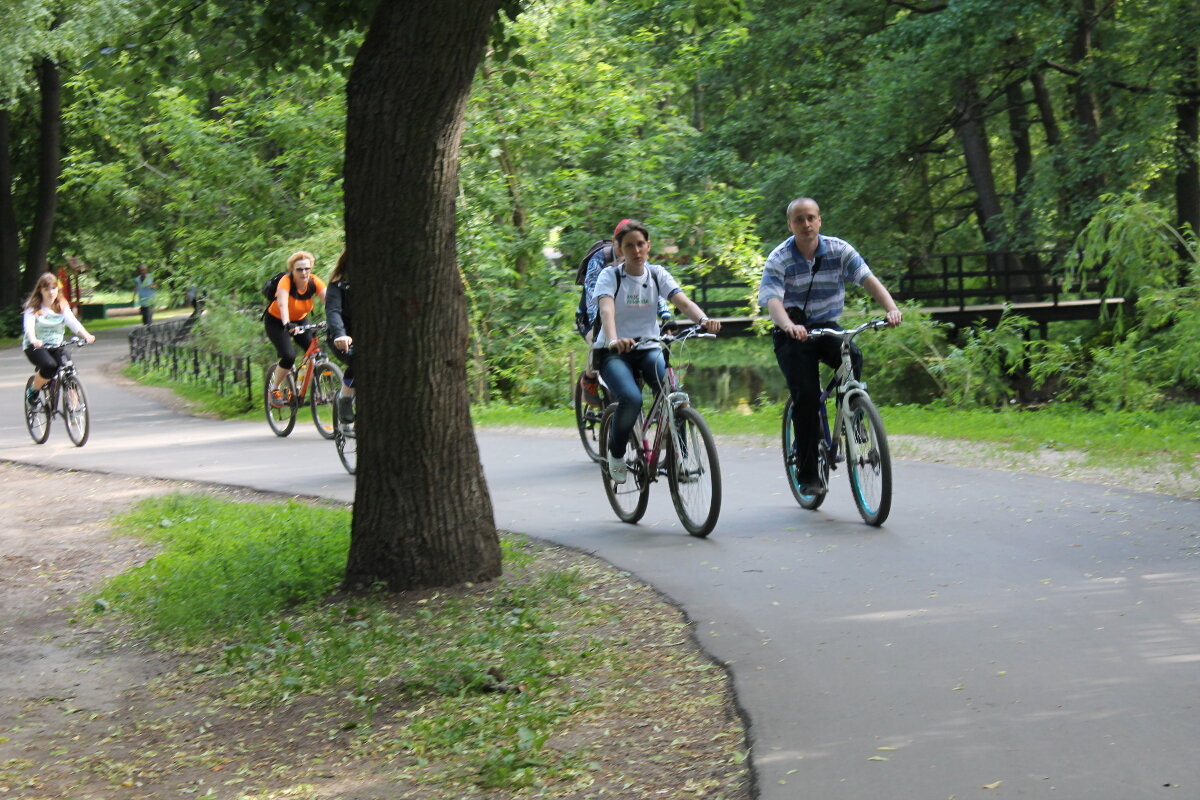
2, 328, 1198, 799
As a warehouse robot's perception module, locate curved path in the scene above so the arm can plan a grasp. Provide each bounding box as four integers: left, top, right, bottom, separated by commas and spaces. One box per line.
2, 330, 1197, 799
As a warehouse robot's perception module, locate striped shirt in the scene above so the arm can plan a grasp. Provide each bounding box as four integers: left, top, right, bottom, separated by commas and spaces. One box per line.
757, 235, 873, 325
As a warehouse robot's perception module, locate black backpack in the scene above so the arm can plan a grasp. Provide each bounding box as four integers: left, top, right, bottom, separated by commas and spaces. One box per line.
262, 271, 316, 302
573, 240, 615, 338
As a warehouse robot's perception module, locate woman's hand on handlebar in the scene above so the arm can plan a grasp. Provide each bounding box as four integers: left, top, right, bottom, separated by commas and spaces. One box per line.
82, 333, 96, 344
334, 335, 353, 353
609, 337, 636, 353
699, 317, 721, 335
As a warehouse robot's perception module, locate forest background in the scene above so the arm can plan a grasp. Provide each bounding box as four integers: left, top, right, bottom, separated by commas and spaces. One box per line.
1, 0, 1198, 415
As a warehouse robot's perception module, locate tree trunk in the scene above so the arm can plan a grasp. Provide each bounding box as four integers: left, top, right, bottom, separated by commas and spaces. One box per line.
22, 57, 62, 293
342, 0, 502, 591
1175, 43, 1200, 261
1067, 0, 1105, 219
1031, 71, 1061, 147
954, 82, 1021, 283
0, 109, 20, 309
1006, 80, 1042, 289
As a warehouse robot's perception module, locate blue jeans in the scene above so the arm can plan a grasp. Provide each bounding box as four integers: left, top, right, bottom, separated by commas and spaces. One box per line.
597, 347, 666, 459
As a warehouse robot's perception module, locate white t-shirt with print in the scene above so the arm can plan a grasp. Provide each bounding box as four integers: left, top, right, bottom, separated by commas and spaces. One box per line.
592, 263, 681, 350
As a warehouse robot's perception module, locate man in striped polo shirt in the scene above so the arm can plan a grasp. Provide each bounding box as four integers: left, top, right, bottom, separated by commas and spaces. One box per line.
758, 197, 903, 495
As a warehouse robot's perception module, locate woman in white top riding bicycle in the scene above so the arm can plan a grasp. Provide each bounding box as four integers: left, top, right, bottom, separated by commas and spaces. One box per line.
22, 272, 96, 405
593, 220, 720, 484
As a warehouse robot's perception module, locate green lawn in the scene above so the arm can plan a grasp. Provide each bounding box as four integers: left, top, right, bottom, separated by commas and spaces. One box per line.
472, 399, 1200, 472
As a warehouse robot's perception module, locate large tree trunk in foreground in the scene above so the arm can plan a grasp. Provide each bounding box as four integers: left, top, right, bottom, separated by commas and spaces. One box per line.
0, 109, 21, 309
342, 0, 502, 591
22, 57, 61, 293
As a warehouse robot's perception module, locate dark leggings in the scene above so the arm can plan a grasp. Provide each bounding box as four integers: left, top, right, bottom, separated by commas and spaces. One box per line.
25, 346, 64, 380
264, 315, 313, 370
327, 339, 355, 386
774, 333, 862, 478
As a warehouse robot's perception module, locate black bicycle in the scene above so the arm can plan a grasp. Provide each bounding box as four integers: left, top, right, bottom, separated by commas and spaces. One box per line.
782, 319, 892, 526
24, 337, 90, 447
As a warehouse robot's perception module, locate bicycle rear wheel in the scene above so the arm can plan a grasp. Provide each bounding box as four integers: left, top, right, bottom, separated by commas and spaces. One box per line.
599, 406, 650, 524
24, 377, 51, 444
309, 360, 343, 440
782, 397, 828, 510
573, 372, 605, 463
264, 366, 298, 437
61, 375, 90, 447
667, 405, 721, 538
844, 394, 892, 526
334, 397, 357, 475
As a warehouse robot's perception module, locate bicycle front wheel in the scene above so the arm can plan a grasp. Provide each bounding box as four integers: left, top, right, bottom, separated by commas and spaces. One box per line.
782, 397, 828, 510
334, 396, 356, 475
24, 377, 51, 444
843, 394, 892, 526
667, 405, 721, 538
573, 372, 605, 463
61, 375, 90, 447
310, 360, 343, 440
264, 367, 298, 437
599, 405, 650, 524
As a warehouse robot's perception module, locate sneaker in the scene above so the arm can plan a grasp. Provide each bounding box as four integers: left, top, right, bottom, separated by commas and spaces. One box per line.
797, 473, 826, 496
337, 395, 356, 424
25, 387, 39, 408
580, 373, 602, 407
269, 389, 286, 409
607, 453, 628, 485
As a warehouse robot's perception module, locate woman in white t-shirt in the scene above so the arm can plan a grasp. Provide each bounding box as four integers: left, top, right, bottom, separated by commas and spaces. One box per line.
22, 272, 95, 405
593, 220, 720, 484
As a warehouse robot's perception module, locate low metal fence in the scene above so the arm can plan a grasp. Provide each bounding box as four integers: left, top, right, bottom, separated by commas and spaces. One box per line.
128, 315, 259, 404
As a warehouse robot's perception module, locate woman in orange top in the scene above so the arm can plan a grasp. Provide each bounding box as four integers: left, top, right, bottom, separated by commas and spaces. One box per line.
264, 251, 327, 402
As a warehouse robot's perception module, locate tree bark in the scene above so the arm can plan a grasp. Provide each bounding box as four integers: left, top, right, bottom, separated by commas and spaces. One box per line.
342, 0, 502, 591
1175, 43, 1200, 257
0, 109, 20, 309
954, 81, 1021, 282
22, 57, 62, 293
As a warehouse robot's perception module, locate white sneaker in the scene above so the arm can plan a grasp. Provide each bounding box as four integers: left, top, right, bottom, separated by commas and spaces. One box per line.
607, 454, 628, 485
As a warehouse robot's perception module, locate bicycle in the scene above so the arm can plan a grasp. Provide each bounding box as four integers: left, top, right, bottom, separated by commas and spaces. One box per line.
331, 347, 356, 475
575, 318, 674, 463
264, 322, 343, 439
573, 367, 609, 463
24, 337, 90, 447
781, 318, 893, 526
599, 324, 722, 538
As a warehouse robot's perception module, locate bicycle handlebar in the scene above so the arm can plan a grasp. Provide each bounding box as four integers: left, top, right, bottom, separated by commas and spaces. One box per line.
608, 323, 717, 349
287, 321, 327, 334
805, 319, 889, 340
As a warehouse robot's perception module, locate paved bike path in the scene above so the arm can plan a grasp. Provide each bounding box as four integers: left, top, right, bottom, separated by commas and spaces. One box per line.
2, 329, 1198, 800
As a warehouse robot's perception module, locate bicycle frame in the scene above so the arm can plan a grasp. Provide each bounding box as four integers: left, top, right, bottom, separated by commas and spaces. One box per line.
291, 324, 327, 402
816, 341, 873, 469
627, 328, 709, 481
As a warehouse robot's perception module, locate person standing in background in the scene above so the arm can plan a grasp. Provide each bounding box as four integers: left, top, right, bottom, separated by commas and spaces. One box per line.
133, 265, 158, 326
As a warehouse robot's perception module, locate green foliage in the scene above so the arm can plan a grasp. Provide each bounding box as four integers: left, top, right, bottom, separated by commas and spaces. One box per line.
93, 493, 714, 792
96, 494, 350, 643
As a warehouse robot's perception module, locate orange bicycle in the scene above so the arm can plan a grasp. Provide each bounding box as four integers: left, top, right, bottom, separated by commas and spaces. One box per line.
264, 322, 343, 438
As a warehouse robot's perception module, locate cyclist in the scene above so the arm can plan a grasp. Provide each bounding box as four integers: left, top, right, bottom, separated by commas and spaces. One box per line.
325, 251, 354, 430
594, 220, 720, 484
579, 219, 673, 406
22, 272, 96, 405
264, 251, 327, 406
758, 197, 902, 495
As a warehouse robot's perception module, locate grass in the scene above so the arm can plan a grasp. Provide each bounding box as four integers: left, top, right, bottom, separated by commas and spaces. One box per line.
88, 493, 747, 797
